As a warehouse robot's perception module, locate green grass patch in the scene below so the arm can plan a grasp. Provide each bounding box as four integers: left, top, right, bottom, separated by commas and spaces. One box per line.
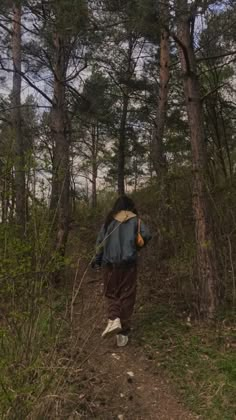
135, 306, 236, 420
0, 292, 70, 419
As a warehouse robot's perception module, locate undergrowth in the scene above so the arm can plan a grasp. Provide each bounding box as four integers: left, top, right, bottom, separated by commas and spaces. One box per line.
135, 305, 236, 420
1, 176, 236, 418
0, 218, 72, 419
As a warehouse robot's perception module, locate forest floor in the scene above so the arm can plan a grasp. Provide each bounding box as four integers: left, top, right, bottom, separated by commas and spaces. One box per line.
70, 266, 198, 420
1, 212, 235, 419
65, 223, 235, 420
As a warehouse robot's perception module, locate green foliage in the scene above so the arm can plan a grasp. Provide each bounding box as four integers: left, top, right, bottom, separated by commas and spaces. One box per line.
52, 0, 88, 36
0, 299, 68, 418
78, 71, 114, 123
103, 0, 160, 40
0, 226, 32, 300
0, 211, 72, 418
0, 0, 236, 415
134, 0, 160, 41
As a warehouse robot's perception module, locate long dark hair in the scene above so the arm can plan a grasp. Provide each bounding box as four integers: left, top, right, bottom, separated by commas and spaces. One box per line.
104, 195, 137, 230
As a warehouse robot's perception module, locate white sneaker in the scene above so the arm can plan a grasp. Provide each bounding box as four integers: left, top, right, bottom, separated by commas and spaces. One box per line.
117, 334, 129, 347
101, 318, 122, 338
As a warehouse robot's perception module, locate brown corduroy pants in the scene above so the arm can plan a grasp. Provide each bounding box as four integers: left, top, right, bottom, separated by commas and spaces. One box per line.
103, 264, 137, 331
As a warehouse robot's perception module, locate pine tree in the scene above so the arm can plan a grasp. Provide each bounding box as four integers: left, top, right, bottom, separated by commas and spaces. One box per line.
176, 0, 219, 318
12, 2, 26, 232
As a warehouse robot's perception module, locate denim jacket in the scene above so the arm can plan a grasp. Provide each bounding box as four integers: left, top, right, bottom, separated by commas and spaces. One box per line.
94, 211, 152, 266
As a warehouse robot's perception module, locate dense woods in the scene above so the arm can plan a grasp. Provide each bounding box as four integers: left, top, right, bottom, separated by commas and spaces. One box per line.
0, 1, 235, 418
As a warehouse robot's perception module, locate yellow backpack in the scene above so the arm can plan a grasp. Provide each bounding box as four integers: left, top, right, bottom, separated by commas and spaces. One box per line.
136, 218, 145, 248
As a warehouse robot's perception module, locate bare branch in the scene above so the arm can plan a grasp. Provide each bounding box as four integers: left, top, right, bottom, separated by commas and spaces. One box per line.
201, 83, 228, 102
0, 60, 53, 105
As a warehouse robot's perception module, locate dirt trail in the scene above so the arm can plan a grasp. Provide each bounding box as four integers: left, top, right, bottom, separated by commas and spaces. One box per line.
72, 268, 198, 420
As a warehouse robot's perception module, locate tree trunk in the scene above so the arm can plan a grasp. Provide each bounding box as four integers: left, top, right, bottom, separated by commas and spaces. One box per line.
9, 168, 15, 222
91, 124, 97, 208
153, 3, 170, 177
1, 170, 10, 224
12, 2, 26, 232
134, 157, 138, 192
118, 91, 129, 195
176, 0, 219, 318
152, 3, 171, 259
117, 37, 134, 196
50, 33, 70, 257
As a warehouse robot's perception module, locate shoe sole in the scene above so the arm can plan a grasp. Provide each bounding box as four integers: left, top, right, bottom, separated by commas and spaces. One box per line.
117, 336, 129, 347
102, 326, 122, 339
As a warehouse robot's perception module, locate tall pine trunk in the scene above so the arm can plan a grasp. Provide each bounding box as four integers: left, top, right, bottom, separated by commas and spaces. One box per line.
12, 2, 26, 231
153, 3, 170, 177
118, 91, 129, 195
1, 178, 8, 223
50, 33, 70, 257
176, 0, 218, 318
117, 37, 133, 196
1, 153, 10, 223
91, 124, 97, 208
153, 2, 171, 258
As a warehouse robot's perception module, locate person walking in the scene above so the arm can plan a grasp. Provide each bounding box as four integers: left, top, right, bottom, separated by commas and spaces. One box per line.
92, 195, 151, 347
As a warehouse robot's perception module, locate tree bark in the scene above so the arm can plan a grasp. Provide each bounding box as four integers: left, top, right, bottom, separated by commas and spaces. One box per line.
117, 37, 134, 196
91, 124, 97, 208
118, 91, 129, 195
153, 2, 170, 177
12, 2, 26, 231
1, 163, 10, 224
50, 33, 70, 257
1, 184, 7, 224
134, 157, 138, 192
152, 2, 171, 259
176, 0, 219, 318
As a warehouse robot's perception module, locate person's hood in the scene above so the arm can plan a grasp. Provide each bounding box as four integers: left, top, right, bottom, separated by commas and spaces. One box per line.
113, 210, 137, 223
